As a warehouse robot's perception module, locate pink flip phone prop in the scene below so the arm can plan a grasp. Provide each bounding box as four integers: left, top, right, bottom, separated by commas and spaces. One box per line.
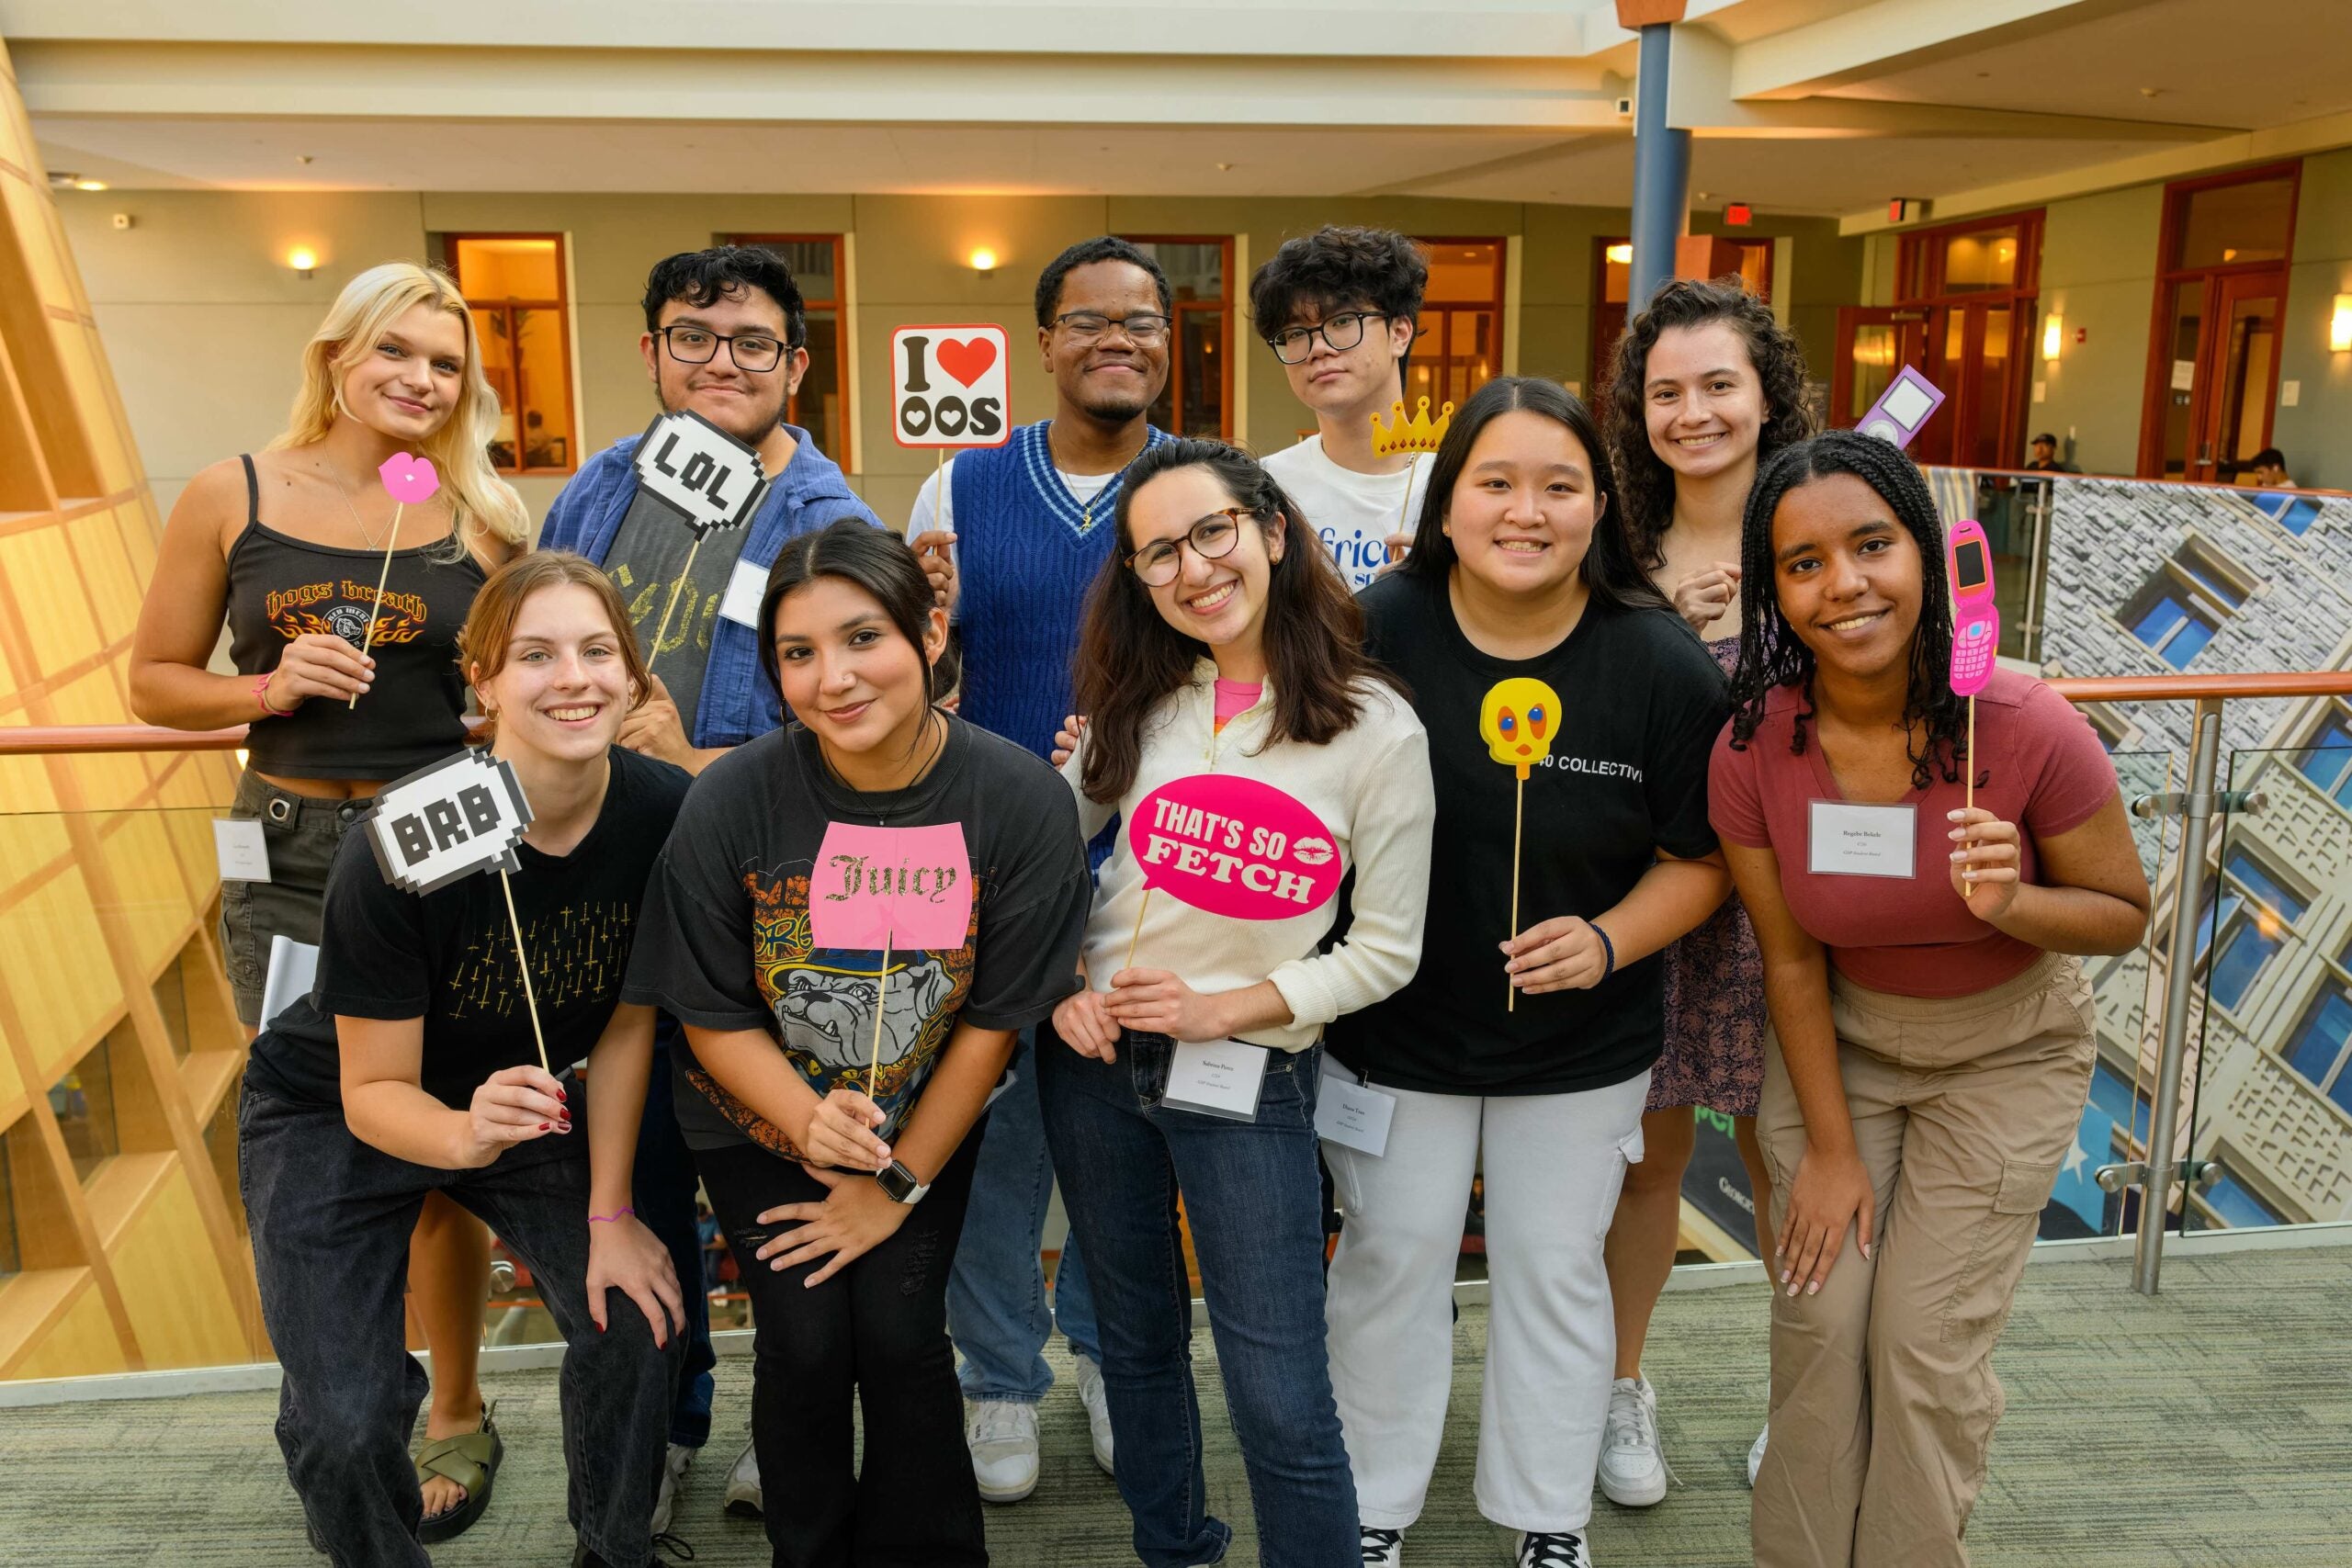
1947, 518, 1998, 697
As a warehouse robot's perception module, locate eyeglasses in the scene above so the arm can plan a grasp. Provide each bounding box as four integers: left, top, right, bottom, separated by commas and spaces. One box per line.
657, 325, 797, 372
1267, 310, 1392, 365
1125, 508, 1254, 587
1051, 311, 1172, 346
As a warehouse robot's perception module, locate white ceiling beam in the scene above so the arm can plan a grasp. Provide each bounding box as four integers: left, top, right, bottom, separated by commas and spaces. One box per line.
1728, 0, 2129, 100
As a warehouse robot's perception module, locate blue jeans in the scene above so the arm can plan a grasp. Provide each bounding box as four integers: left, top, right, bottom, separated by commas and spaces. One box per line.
1037, 1030, 1357, 1568
635, 1043, 716, 1448
947, 1030, 1101, 1402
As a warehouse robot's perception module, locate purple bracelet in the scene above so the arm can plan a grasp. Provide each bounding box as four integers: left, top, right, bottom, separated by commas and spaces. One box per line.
589, 1208, 635, 1224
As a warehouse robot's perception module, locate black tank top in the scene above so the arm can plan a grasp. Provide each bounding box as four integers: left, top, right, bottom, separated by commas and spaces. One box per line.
226, 454, 489, 781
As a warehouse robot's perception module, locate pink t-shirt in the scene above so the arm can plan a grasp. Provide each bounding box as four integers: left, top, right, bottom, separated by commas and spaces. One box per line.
1212, 679, 1262, 735
1709, 667, 2119, 998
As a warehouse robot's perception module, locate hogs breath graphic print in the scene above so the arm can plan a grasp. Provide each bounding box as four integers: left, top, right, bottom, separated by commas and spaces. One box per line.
266, 579, 429, 648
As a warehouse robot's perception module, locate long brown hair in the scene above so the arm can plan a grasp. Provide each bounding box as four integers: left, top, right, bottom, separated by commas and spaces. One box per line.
458, 551, 650, 744
1073, 438, 1404, 805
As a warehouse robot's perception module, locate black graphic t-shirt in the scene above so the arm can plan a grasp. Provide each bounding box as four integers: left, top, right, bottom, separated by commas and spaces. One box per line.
623, 716, 1091, 1157
1326, 570, 1727, 1097
245, 747, 692, 1110
604, 485, 747, 739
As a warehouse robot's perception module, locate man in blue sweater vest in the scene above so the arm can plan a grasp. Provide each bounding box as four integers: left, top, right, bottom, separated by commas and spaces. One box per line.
908, 235, 1172, 1502
538, 245, 893, 1529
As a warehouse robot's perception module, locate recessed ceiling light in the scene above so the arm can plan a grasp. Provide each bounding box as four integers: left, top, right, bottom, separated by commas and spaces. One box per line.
74, 179, 108, 191
1216, 162, 1235, 172
296, 153, 314, 164
2139, 86, 2162, 97
47, 171, 79, 188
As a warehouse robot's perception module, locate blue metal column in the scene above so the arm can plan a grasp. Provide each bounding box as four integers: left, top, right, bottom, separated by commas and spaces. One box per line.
1629, 21, 1691, 314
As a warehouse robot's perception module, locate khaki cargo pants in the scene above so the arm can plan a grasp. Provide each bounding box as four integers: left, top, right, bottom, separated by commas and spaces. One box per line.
1752, 951, 2094, 1568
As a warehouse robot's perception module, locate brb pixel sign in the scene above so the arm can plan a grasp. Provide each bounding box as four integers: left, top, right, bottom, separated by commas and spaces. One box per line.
364, 750, 535, 895
892, 324, 1011, 448
1127, 774, 1341, 922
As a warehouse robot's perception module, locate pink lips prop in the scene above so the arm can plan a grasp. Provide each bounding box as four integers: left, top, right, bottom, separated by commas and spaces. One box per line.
379, 453, 442, 504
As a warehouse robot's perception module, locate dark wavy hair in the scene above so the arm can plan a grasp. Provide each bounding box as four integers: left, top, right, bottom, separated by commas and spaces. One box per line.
1073, 438, 1405, 805
642, 245, 808, 349
1604, 276, 1815, 571
1034, 237, 1173, 328
758, 520, 953, 718
1248, 226, 1429, 335
1400, 376, 1669, 616
1726, 431, 1967, 790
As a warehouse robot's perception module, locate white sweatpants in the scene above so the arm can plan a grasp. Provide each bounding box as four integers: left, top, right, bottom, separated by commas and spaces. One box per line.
1323, 1068, 1650, 1534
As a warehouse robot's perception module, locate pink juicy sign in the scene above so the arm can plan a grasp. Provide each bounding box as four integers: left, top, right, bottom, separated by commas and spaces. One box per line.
1129, 774, 1340, 921
808, 822, 974, 950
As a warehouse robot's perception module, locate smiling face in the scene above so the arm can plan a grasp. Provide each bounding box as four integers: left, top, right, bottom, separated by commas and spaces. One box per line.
471, 582, 636, 764
1125, 464, 1283, 654
1039, 260, 1171, 424
336, 301, 467, 445
641, 283, 808, 448
1442, 408, 1603, 599
1277, 299, 1415, 420
1770, 471, 1926, 683
1643, 320, 1768, 486
771, 574, 946, 759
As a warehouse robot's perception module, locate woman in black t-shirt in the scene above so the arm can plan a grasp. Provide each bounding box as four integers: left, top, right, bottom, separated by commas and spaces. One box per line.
1327, 378, 1732, 1568
624, 521, 1091, 1568
240, 553, 689, 1568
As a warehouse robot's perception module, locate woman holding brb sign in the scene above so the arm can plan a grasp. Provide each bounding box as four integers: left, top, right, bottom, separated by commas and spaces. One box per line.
1324, 378, 1731, 1568
1713, 433, 2147, 1568
130, 261, 528, 1540
240, 554, 687, 1568
1048, 438, 1433, 1568
623, 521, 1091, 1568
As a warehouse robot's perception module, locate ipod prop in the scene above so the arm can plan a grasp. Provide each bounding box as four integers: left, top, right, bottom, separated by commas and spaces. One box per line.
1859, 367, 1946, 450
1947, 517, 1998, 697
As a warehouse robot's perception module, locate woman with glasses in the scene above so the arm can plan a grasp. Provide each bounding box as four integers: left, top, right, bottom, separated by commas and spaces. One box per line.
130, 260, 527, 1543
1044, 437, 1433, 1568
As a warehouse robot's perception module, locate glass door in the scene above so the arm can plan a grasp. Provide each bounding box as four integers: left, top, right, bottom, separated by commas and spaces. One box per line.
1831, 307, 1927, 432
2139, 164, 2298, 481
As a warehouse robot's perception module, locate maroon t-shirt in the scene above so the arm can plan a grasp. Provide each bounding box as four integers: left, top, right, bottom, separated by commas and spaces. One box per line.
1709, 667, 2119, 998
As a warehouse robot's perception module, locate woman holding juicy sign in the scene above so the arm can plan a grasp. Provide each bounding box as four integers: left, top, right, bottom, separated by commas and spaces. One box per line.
1046, 437, 1432, 1568
1322, 377, 1730, 1568
1713, 433, 2147, 1568
240, 553, 688, 1568
623, 520, 1091, 1568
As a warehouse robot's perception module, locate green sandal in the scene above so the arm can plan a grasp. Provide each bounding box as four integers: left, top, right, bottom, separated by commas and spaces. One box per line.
416, 1402, 503, 1544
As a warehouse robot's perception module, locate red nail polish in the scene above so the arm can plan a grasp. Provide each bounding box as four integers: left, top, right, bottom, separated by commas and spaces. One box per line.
539, 1122, 551, 1131
557, 1088, 567, 1102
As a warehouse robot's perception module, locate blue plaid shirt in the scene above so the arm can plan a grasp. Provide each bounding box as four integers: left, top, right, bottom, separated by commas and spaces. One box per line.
538, 423, 881, 748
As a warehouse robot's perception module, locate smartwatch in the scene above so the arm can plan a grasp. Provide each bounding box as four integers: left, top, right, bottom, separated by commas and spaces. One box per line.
875, 1159, 931, 1206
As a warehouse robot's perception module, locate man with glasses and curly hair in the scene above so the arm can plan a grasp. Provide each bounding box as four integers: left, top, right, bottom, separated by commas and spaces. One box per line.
1251, 225, 1433, 590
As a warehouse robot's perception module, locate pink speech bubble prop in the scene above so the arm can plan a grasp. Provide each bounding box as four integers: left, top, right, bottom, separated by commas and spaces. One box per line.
1128, 774, 1340, 921
379, 453, 442, 504
808, 822, 974, 951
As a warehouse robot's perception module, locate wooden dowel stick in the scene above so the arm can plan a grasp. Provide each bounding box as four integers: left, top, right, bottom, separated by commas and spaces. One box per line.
348, 502, 404, 708
499, 867, 551, 1074
1962, 694, 1977, 900
866, 931, 892, 1100
1508, 773, 1524, 1013
1124, 886, 1152, 973
646, 534, 706, 674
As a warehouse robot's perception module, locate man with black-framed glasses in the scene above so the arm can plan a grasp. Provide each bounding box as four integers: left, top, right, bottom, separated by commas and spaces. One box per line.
1252, 226, 1433, 591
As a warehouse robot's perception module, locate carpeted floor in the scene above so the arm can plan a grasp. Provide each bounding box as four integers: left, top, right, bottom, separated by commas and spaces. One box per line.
6, 1247, 2347, 1566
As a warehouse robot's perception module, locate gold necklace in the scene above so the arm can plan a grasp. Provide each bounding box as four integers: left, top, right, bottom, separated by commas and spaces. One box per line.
316, 461, 394, 552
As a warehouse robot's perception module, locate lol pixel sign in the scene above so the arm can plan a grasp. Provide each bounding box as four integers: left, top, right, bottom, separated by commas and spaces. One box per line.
892, 324, 1010, 448
1128, 774, 1341, 922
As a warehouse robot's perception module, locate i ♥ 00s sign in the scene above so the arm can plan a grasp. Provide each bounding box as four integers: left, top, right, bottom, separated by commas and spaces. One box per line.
1129, 774, 1340, 921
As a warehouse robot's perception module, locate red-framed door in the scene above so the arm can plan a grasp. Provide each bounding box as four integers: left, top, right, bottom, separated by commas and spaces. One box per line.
1831, 306, 1928, 432
2152, 270, 2287, 483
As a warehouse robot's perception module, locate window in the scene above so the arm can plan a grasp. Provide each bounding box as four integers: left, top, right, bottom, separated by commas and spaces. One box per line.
2197, 1172, 2289, 1229
0, 1127, 18, 1279
1897, 215, 2041, 306
2079, 703, 2137, 752
1118, 237, 1231, 439
2120, 540, 2251, 669
2282, 964, 2352, 1113
2256, 492, 2322, 536
2197, 850, 2307, 1010
2292, 712, 2352, 807
435, 234, 577, 476
718, 235, 852, 468
1409, 238, 1505, 413
2089, 1060, 2154, 1150
49, 1035, 121, 1184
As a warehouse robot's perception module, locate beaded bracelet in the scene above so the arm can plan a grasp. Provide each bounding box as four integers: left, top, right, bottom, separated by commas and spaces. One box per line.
254, 672, 293, 717
1592, 921, 1616, 982
588, 1208, 635, 1224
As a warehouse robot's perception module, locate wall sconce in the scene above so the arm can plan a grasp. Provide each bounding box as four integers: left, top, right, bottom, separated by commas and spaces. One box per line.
1605, 243, 1634, 265
287, 245, 320, 279
967, 247, 999, 277
2332, 294, 2352, 355
2042, 312, 2064, 361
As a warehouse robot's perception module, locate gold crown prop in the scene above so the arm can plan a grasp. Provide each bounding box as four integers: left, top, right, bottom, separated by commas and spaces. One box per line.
1369, 396, 1455, 458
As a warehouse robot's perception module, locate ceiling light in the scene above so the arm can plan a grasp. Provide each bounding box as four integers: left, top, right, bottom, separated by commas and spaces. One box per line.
74, 178, 108, 192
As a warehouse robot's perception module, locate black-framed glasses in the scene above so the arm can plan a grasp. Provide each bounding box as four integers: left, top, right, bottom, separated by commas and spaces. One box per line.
657, 324, 797, 372
1051, 310, 1172, 346
1267, 310, 1392, 365
1126, 508, 1253, 587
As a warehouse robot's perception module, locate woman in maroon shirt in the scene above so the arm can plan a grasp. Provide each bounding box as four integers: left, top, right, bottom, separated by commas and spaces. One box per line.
1711, 431, 2148, 1568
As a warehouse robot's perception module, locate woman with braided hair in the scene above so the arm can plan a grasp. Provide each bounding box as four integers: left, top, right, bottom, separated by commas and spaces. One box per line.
1711, 431, 2148, 1568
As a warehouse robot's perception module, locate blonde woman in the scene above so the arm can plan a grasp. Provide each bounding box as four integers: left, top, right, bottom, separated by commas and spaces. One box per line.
131, 260, 527, 1541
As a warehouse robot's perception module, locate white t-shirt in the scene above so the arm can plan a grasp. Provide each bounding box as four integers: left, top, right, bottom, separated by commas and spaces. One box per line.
1261, 435, 1434, 593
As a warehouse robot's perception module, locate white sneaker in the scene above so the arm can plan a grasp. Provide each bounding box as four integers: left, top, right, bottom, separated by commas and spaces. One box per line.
1747, 1422, 1769, 1488
649, 1441, 693, 1535
1073, 1355, 1114, 1475
1596, 1376, 1668, 1507
1514, 1530, 1590, 1566
723, 1438, 762, 1517
967, 1399, 1040, 1503
1360, 1525, 1405, 1565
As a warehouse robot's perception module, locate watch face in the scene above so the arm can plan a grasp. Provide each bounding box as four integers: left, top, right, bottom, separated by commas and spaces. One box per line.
876, 1162, 921, 1201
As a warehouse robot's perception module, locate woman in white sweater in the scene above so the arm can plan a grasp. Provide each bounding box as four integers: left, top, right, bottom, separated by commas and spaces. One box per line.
1044, 437, 1433, 1568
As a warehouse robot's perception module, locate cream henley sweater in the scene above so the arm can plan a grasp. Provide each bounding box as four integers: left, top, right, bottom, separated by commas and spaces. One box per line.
1062, 661, 1433, 1051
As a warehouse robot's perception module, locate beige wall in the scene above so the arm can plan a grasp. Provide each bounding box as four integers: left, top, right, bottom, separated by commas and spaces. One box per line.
2272, 146, 2352, 494
2035, 183, 2165, 476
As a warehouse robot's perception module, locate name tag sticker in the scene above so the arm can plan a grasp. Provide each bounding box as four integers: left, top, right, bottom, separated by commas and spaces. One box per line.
1806, 800, 1918, 879
1163, 1039, 1271, 1122
718, 555, 768, 628
1316, 1064, 1396, 1156
213, 818, 272, 883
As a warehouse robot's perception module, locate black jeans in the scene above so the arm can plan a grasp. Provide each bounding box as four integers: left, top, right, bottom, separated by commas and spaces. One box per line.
240, 1076, 684, 1568
697, 1122, 989, 1568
